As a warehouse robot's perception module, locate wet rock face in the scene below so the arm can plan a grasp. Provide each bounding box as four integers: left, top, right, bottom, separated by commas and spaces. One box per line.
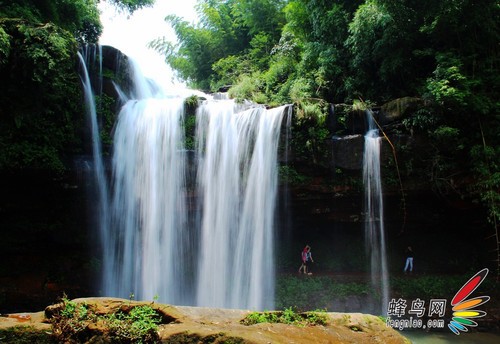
323, 97, 426, 171
331, 134, 364, 170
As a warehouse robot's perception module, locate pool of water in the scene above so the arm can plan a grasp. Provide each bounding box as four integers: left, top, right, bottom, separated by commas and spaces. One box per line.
403, 331, 500, 344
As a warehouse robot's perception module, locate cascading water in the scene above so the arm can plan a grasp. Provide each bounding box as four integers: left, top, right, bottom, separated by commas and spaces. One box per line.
363, 110, 389, 314
80, 45, 289, 309
195, 100, 287, 310
106, 98, 191, 303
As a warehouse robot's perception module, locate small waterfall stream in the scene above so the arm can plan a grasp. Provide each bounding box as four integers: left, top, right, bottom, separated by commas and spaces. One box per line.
79, 46, 289, 310
363, 110, 389, 314
77, 49, 110, 287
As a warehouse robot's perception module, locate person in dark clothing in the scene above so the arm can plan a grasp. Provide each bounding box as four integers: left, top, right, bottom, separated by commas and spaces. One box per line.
404, 246, 414, 273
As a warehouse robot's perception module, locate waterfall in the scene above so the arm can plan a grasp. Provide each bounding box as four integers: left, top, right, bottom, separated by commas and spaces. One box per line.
363, 110, 389, 314
81, 46, 289, 309
195, 100, 287, 310
106, 98, 191, 303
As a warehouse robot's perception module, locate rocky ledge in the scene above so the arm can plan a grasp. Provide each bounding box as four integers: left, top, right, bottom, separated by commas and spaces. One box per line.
0, 297, 410, 343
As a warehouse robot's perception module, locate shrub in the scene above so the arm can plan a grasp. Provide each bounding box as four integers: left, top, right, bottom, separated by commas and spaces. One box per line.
50, 297, 162, 343
241, 307, 328, 326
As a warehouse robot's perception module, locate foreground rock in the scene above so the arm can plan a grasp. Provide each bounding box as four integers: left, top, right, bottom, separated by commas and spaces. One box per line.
1, 297, 410, 343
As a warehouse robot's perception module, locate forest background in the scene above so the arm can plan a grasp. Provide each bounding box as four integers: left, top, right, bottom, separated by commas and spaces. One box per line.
0, 0, 499, 270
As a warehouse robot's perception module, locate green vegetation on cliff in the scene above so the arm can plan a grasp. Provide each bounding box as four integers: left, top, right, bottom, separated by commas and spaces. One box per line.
0, 0, 153, 173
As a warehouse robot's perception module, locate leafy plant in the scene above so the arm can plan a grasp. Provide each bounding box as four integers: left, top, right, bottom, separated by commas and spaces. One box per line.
106, 305, 161, 343
241, 307, 328, 326
426, 53, 471, 107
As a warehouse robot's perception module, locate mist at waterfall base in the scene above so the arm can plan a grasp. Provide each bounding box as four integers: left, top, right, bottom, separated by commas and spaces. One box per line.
80, 46, 289, 310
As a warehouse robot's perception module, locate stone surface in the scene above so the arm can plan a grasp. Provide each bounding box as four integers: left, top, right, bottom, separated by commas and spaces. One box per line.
379, 97, 425, 124
0, 297, 410, 343
331, 134, 364, 170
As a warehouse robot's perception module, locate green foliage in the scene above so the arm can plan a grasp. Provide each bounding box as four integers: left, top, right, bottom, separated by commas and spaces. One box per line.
293, 2, 353, 102
51, 297, 161, 343
60, 298, 89, 320
291, 101, 332, 165
289, 77, 313, 102
152, 0, 285, 92
262, 56, 296, 103
52, 298, 93, 342
228, 73, 266, 102
183, 100, 198, 150
241, 307, 328, 326
0, 19, 81, 173
402, 108, 437, 133
426, 53, 471, 107
106, 305, 161, 343
346, 0, 401, 100
0, 26, 10, 65
432, 126, 460, 144
0, 0, 102, 44
212, 55, 249, 90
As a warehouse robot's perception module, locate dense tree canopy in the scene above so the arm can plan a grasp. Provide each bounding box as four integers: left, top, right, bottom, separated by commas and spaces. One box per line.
155, 0, 498, 106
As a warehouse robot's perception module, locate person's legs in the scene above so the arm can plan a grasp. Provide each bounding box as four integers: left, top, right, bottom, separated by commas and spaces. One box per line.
408, 257, 413, 272
404, 258, 410, 272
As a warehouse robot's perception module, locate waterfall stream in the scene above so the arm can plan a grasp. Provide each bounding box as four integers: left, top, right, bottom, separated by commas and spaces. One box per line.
77, 49, 111, 291
363, 110, 389, 314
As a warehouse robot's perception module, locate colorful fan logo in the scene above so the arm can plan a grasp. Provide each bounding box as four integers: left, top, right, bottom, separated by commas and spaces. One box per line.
448, 268, 490, 335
